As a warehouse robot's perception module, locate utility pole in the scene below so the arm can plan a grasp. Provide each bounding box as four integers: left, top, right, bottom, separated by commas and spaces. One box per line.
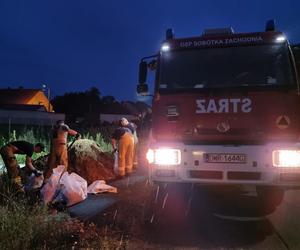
47, 87, 51, 112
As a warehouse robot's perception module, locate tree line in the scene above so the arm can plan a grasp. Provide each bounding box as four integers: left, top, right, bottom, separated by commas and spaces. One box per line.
51, 87, 149, 123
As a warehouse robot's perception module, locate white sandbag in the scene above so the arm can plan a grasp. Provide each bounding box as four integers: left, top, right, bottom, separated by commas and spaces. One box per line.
114, 151, 119, 174
87, 180, 117, 194
59, 172, 88, 207
40, 165, 65, 204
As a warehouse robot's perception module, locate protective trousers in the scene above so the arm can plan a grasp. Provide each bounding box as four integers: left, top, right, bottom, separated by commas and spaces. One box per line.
118, 132, 134, 176
45, 142, 68, 179
0, 145, 22, 189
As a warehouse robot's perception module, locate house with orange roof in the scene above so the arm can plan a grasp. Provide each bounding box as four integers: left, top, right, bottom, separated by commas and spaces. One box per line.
0, 88, 53, 112
0, 88, 64, 126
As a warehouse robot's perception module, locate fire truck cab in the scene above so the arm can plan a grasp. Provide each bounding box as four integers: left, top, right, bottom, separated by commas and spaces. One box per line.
137, 20, 300, 215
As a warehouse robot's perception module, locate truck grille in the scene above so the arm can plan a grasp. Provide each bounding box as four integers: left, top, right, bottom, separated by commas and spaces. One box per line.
280, 173, 300, 182
227, 171, 261, 180
189, 170, 223, 179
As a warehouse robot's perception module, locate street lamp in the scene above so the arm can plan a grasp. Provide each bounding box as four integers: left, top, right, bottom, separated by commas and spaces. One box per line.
42, 84, 51, 112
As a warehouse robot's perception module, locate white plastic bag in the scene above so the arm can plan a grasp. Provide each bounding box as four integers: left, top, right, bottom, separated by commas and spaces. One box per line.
114, 151, 119, 175
133, 130, 138, 144
87, 180, 117, 194
40, 165, 65, 204
59, 172, 88, 207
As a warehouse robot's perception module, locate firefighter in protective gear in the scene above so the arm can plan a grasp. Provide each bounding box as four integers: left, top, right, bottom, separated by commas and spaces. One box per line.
120, 118, 139, 169
111, 120, 134, 177
44, 120, 79, 180
0, 141, 44, 192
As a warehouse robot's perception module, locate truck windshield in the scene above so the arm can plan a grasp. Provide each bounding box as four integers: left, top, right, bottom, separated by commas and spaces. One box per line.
159, 44, 295, 89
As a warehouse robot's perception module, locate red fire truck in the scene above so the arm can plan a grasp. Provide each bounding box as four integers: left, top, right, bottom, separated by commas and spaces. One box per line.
137, 20, 300, 216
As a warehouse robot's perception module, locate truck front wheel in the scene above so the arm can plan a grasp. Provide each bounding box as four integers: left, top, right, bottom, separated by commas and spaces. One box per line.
256, 186, 285, 214
145, 183, 191, 227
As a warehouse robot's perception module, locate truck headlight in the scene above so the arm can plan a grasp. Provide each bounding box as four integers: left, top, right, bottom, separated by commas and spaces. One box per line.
273, 150, 300, 167
146, 148, 181, 165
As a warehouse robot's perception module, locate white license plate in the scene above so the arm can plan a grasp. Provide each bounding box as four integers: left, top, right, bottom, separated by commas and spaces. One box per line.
204, 153, 247, 163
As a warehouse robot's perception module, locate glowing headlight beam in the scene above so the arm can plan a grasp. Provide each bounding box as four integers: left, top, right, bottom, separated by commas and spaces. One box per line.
146, 149, 154, 164
146, 148, 181, 165
273, 150, 300, 167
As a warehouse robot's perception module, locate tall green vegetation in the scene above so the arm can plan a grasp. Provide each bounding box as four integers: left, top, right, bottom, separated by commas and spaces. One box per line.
0, 128, 50, 172
0, 127, 113, 172
83, 132, 113, 152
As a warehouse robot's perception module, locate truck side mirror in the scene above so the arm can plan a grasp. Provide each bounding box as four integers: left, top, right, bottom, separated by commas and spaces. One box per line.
137, 83, 149, 95
292, 46, 300, 78
139, 61, 148, 84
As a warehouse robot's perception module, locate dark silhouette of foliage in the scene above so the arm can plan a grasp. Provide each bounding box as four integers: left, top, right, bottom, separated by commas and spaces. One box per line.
51, 87, 102, 115
51, 87, 151, 125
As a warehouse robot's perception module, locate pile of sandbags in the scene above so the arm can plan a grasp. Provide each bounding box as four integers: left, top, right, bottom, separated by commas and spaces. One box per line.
68, 139, 116, 184
35, 139, 116, 185
40, 165, 117, 207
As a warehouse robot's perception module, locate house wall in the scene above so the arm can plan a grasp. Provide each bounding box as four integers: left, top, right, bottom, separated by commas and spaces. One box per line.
100, 114, 136, 123
28, 91, 53, 112
0, 109, 64, 126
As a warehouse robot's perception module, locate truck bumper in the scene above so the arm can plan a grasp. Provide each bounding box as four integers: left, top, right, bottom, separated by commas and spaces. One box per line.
148, 142, 300, 188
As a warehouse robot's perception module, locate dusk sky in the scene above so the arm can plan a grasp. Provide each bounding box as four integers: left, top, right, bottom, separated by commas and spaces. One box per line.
0, 0, 299, 102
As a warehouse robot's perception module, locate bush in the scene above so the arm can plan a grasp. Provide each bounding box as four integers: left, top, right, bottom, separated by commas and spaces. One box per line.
0, 203, 102, 250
